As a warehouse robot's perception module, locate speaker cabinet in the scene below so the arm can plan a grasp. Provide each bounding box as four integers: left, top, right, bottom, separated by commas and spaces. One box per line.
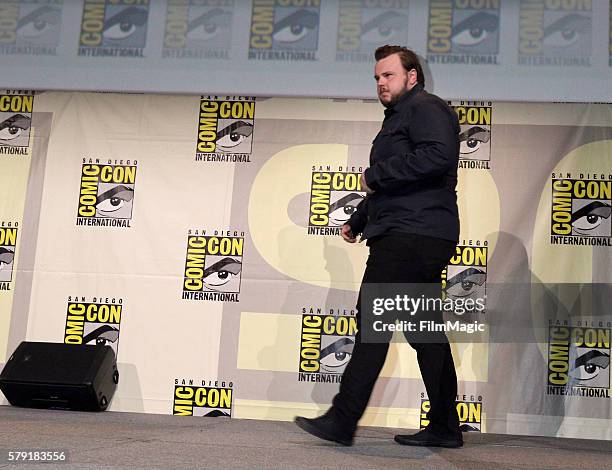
0, 342, 119, 411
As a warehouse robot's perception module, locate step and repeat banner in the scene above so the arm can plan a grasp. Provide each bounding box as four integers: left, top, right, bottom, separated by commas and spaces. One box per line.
1, 90, 611, 440
0, 0, 611, 102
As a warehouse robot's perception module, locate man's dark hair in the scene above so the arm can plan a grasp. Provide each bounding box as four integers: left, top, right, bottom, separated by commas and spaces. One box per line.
374, 45, 425, 87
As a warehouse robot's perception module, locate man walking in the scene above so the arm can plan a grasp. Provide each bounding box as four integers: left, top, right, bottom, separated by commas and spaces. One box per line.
295, 45, 462, 448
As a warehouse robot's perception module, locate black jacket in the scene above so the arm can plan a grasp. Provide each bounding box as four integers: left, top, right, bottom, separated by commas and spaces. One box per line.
347, 84, 460, 242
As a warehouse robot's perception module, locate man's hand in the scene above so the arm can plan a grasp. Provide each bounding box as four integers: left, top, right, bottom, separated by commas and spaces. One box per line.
361, 172, 374, 195
341, 224, 357, 243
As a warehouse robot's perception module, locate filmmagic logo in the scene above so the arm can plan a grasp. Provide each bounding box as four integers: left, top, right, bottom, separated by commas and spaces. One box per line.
0, 91, 34, 154
182, 230, 244, 302
308, 166, 365, 236
298, 309, 356, 383
64, 296, 123, 356
195, 96, 255, 163
162, 0, 234, 60
173, 379, 233, 417
367, 289, 486, 336
248, 0, 320, 61
0, 0, 63, 56
0, 222, 18, 291
78, 0, 150, 58
550, 173, 612, 246
427, 0, 500, 65
547, 321, 611, 398
76, 159, 137, 228
450, 101, 492, 169
335, 0, 410, 63
518, 0, 592, 67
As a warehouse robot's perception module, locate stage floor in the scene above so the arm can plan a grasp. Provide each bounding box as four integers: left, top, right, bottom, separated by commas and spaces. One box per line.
0, 406, 610, 469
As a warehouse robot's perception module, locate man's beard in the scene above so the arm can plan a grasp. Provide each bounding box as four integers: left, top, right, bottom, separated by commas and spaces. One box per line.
379, 76, 409, 108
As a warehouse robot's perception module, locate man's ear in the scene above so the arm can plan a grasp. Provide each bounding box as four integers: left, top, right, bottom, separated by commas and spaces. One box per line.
408, 69, 418, 88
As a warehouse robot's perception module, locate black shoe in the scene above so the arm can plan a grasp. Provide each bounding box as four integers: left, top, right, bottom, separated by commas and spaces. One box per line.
294, 414, 354, 446
394, 428, 463, 448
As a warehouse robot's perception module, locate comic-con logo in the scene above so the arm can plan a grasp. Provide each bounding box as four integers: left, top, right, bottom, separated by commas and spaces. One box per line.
420, 392, 483, 432
195, 96, 255, 163
163, 0, 234, 60
336, 0, 409, 63
173, 379, 233, 417
182, 230, 244, 302
298, 309, 356, 383
450, 101, 491, 169
442, 241, 488, 311
0, 223, 18, 291
64, 297, 123, 356
76, 159, 137, 228
518, 0, 592, 66
547, 322, 611, 398
78, 0, 150, 57
0, 91, 33, 155
550, 174, 612, 246
0, 0, 63, 56
427, 0, 500, 65
308, 167, 365, 236
248, 0, 320, 61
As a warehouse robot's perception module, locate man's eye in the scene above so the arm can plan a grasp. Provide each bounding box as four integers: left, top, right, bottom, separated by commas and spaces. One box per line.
543, 14, 590, 48
0, 126, 23, 141
273, 10, 318, 43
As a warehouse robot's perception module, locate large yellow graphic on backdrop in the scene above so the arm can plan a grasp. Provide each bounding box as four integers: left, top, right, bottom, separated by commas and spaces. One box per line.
0, 90, 34, 361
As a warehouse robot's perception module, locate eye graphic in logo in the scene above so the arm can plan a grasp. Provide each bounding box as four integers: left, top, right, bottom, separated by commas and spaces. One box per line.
319, 336, 354, 374
216, 120, 253, 151
0, 247, 15, 281
328, 193, 365, 227
204, 409, 230, 417
459, 126, 490, 156
571, 201, 611, 236
459, 423, 480, 432
452, 11, 499, 50
17, 5, 62, 42
103, 6, 148, 44
82, 324, 120, 347
202, 257, 242, 291
0, 114, 31, 144
360, 11, 408, 45
95, 185, 134, 218
187, 8, 231, 44
445, 267, 486, 300
272, 9, 319, 48
569, 349, 610, 388
543, 14, 591, 50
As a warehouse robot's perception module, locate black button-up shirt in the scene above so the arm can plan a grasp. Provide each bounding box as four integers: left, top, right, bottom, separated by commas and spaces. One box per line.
347, 84, 460, 242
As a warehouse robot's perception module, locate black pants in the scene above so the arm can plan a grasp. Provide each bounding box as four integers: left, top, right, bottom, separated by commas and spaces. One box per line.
331, 233, 461, 437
